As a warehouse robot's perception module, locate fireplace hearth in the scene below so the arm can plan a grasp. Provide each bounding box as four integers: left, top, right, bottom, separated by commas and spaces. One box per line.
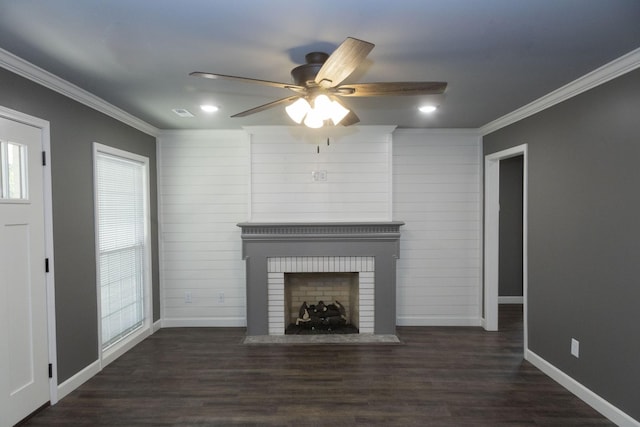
238, 222, 404, 336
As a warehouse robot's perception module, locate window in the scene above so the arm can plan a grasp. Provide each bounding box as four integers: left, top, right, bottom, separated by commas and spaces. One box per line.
94, 144, 151, 356
0, 140, 28, 200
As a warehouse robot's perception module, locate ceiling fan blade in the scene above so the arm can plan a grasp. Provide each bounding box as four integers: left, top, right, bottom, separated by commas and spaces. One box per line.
230, 96, 300, 118
190, 72, 306, 93
314, 37, 374, 88
341, 110, 360, 126
334, 81, 447, 97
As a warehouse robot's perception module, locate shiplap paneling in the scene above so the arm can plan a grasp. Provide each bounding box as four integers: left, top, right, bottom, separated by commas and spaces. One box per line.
158, 130, 248, 327
393, 130, 482, 326
246, 126, 394, 222
158, 127, 482, 328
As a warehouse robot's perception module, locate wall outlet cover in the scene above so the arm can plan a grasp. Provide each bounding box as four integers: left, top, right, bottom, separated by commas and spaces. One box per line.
571, 338, 580, 358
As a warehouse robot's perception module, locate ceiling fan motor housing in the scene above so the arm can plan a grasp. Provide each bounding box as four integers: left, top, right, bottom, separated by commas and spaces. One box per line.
291, 52, 329, 86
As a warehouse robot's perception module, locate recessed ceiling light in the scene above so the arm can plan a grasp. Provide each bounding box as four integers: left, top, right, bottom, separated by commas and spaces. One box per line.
200, 104, 219, 113
419, 105, 438, 113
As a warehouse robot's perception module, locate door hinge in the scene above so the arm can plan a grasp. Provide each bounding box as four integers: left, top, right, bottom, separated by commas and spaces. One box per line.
42, 151, 47, 166
45, 258, 50, 273
48, 363, 53, 378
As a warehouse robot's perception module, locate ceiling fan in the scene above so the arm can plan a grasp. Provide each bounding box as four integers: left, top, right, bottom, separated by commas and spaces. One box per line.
190, 37, 447, 128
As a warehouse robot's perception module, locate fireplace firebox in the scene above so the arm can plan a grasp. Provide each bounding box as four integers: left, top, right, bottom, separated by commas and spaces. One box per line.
285, 272, 359, 334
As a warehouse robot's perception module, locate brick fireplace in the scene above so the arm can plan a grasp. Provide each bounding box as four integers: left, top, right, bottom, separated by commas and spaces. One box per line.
238, 222, 404, 336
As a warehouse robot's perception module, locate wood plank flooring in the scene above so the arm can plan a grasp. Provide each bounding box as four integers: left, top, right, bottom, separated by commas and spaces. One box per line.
24, 305, 613, 426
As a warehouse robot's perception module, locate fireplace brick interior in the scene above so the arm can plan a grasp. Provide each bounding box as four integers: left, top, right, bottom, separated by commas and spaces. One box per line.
285, 272, 359, 330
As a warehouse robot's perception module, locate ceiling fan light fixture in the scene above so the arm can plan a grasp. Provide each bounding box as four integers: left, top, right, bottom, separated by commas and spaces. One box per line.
313, 94, 334, 120
303, 108, 324, 128
329, 100, 350, 125
285, 98, 311, 123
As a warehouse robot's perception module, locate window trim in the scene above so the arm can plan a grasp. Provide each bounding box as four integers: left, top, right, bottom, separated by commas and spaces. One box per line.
93, 142, 152, 368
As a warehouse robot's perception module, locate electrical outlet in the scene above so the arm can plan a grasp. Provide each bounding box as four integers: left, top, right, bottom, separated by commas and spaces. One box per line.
571, 338, 579, 358
218, 291, 225, 304
184, 291, 192, 304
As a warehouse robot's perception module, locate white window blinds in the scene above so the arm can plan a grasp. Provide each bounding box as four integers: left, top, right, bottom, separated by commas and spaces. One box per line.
95, 149, 147, 349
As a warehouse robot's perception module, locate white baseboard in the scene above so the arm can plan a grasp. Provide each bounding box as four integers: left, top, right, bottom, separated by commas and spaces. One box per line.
101, 327, 151, 368
56, 324, 156, 402
499, 296, 524, 304
56, 359, 101, 401
153, 319, 162, 333
161, 317, 247, 328
526, 350, 640, 427
396, 316, 482, 327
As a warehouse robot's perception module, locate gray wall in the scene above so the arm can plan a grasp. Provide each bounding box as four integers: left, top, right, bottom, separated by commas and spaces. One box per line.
498, 155, 523, 297
484, 68, 640, 420
0, 67, 159, 384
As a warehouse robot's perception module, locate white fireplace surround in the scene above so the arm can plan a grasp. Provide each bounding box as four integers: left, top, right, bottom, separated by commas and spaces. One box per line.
267, 256, 375, 335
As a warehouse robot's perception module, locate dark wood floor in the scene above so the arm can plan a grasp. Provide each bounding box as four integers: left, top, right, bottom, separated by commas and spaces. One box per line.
24, 305, 613, 426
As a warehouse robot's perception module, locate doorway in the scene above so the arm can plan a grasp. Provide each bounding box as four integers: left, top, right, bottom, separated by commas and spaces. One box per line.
0, 106, 56, 426
484, 144, 528, 353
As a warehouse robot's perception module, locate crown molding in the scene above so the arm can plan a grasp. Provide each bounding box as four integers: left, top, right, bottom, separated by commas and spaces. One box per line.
0, 47, 159, 137
480, 47, 640, 136
393, 128, 481, 136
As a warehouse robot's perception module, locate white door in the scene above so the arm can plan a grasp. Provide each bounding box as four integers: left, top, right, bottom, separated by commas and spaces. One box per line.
0, 116, 50, 427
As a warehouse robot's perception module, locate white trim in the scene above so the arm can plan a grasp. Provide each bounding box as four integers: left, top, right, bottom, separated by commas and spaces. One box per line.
499, 296, 524, 304
526, 350, 640, 427
101, 327, 151, 368
480, 47, 640, 135
484, 144, 528, 355
476, 134, 484, 324
156, 139, 166, 324
392, 128, 481, 136
0, 105, 59, 404
153, 319, 163, 333
387, 131, 393, 221
484, 151, 500, 331
56, 360, 100, 401
396, 316, 482, 327
161, 317, 247, 328
0, 47, 158, 137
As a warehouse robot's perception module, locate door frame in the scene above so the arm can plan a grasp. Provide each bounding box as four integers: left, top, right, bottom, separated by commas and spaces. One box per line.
0, 105, 58, 404
484, 144, 528, 352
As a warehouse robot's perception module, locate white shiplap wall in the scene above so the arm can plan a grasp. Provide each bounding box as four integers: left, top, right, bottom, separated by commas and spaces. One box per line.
246, 126, 395, 222
393, 129, 482, 326
158, 127, 482, 327
158, 130, 249, 326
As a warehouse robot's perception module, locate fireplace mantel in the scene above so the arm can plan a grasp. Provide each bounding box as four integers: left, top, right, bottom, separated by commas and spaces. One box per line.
238, 221, 404, 336
238, 221, 404, 243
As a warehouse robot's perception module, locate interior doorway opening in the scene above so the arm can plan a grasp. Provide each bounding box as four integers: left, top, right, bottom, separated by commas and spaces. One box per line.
484, 144, 528, 355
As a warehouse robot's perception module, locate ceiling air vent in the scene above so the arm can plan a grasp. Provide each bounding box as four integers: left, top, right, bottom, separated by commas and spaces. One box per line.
172, 108, 194, 118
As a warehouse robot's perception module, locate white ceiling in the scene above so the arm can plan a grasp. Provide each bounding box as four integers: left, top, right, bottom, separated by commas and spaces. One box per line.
0, 0, 639, 130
